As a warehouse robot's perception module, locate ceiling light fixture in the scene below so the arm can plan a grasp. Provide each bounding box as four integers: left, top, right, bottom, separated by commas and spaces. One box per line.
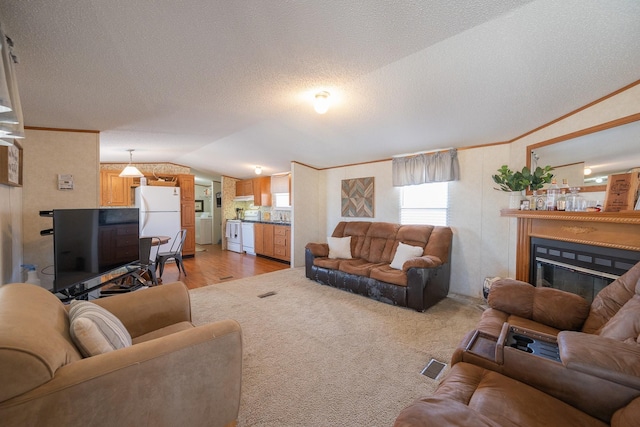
119, 149, 145, 178
255, 166, 262, 175
584, 167, 592, 176
314, 91, 330, 114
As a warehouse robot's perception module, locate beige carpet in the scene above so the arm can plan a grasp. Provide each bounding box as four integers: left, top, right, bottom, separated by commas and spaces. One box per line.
190, 268, 484, 427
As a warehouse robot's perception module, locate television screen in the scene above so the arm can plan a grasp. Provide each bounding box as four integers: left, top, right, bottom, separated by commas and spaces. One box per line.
53, 208, 140, 293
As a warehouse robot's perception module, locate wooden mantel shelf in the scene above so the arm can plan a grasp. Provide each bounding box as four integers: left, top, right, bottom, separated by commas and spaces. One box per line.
500, 209, 640, 224
501, 209, 640, 281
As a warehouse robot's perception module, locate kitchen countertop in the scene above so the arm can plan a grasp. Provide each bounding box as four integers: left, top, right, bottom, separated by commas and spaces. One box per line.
241, 220, 291, 226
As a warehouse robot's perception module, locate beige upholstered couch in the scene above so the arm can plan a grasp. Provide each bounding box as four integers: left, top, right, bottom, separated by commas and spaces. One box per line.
0, 282, 242, 427
395, 261, 640, 426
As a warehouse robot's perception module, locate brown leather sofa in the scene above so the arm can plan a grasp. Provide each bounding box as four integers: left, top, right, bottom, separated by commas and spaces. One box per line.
305, 221, 453, 311
395, 261, 640, 426
0, 282, 242, 427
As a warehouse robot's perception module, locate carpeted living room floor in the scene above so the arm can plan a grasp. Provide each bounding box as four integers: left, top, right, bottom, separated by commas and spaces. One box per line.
189, 268, 484, 427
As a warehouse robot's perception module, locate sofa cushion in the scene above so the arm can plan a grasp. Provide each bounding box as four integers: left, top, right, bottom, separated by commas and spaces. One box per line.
390, 242, 424, 270
395, 225, 433, 249
582, 261, 640, 334
370, 265, 409, 287
599, 294, 640, 342
339, 259, 386, 277
360, 222, 400, 263
313, 257, 342, 270
69, 300, 132, 357
132, 321, 194, 344
332, 221, 372, 259
488, 279, 590, 331
328, 236, 353, 259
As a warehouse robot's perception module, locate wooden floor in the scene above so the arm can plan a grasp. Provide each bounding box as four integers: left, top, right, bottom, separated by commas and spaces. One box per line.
158, 244, 290, 290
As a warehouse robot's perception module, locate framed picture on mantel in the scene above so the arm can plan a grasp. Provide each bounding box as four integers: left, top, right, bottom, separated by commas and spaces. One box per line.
0, 142, 22, 187
603, 172, 639, 212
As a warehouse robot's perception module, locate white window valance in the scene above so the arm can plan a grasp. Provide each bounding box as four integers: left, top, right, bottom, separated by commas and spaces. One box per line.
392, 149, 460, 186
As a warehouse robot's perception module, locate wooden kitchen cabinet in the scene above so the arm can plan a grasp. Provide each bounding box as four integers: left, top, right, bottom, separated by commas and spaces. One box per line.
252, 176, 272, 206
100, 170, 132, 206
255, 223, 289, 261
236, 179, 254, 197
255, 223, 274, 257
177, 174, 196, 257
177, 173, 195, 201
273, 225, 290, 261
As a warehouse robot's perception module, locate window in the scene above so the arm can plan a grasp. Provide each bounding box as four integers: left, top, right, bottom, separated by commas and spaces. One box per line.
273, 193, 291, 209
400, 182, 449, 226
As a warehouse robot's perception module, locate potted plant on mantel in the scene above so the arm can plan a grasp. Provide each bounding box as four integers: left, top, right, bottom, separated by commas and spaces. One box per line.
492, 165, 554, 209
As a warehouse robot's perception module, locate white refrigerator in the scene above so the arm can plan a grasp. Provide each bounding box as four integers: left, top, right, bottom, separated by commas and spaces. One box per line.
135, 186, 181, 253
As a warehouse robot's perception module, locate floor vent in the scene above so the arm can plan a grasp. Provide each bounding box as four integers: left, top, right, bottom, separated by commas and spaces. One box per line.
219, 276, 233, 280
421, 359, 446, 380
257, 291, 277, 298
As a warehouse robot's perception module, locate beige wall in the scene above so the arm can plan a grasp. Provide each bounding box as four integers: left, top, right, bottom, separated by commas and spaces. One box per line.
22, 129, 100, 289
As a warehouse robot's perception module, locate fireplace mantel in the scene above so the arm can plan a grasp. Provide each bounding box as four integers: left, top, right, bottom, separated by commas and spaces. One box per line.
501, 209, 640, 281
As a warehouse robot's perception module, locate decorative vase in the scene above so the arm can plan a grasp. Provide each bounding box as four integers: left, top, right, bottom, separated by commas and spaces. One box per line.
508, 191, 525, 209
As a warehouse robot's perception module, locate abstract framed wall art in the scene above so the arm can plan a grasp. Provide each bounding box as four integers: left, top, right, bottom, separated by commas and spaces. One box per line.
341, 177, 374, 217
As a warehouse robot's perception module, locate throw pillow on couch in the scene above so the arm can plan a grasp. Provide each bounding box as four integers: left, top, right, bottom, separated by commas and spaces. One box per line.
390, 242, 424, 270
68, 300, 132, 357
328, 236, 352, 259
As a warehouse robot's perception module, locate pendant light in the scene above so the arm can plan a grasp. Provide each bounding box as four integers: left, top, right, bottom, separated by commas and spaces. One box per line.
119, 149, 145, 178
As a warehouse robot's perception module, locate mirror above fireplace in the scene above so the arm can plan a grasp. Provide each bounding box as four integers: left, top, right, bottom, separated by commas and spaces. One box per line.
526, 113, 640, 192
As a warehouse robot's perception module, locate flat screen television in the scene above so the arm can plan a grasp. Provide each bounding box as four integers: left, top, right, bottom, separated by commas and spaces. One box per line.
52, 208, 140, 293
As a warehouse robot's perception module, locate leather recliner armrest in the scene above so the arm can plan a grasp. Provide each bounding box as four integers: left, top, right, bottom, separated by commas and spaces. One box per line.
558, 331, 640, 389
488, 280, 591, 331
305, 242, 329, 257
402, 255, 442, 270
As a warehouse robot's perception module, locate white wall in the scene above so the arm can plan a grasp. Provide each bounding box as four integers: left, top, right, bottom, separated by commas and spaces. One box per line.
324, 160, 400, 228
291, 162, 324, 267
0, 184, 23, 284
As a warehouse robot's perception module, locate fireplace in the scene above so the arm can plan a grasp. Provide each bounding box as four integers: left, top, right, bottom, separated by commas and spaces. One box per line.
530, 237, 640, 303
501, 210, 640, 298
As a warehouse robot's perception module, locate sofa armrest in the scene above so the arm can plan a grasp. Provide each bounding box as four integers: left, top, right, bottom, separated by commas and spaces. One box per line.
305, 242, 329, 257
403, 255, 442, 271
488, 279, 590, 331
558, 331, 640, 389
93, 281, 191, 339
394, 397, 497, 427
0, 319, 242, 427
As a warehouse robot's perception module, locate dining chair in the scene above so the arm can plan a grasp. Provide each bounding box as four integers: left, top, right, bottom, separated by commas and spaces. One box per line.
156, 229, 188, 278
138, 237, 159, 286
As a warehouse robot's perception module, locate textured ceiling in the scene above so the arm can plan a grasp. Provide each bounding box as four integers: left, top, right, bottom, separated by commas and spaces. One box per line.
1, 0, 639, 179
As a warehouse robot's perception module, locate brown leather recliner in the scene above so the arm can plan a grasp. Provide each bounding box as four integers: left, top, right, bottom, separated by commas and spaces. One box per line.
0, 282, 242, 427
396, 262, 640, 425
394, 362, 640, 427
